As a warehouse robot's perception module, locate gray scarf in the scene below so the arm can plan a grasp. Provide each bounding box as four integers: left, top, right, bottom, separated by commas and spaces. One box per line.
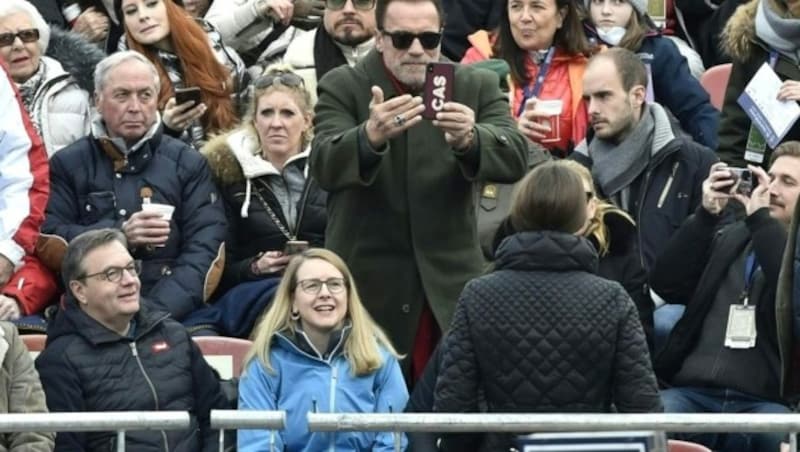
16, 63, 46, 134
756, 0, 800, 63
589, 105, 656, 209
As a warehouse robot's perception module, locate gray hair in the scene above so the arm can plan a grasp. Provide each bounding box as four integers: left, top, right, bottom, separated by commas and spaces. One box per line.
93, 50, 161, 96
62, 228, 128, 287
0, 0, 51, 53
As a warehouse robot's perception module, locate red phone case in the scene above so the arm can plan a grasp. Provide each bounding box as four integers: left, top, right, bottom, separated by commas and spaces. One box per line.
422, 63, 454, 120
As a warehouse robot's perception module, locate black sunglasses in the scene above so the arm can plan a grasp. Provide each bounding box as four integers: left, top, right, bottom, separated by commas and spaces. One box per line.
254, 72, 305, 89
326, 0, 375, 10
382, 30, 442, 50
0, 29, 40, 47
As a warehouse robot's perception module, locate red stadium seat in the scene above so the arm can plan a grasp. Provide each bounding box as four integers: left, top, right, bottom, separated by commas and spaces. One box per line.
21, 334, 47, 356
699, 63, 732, 111
192, 336, 253, 379
668, 439, 712, 452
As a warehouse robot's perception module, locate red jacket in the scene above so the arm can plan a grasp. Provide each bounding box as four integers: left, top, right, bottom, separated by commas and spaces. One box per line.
0, 62, 57, 315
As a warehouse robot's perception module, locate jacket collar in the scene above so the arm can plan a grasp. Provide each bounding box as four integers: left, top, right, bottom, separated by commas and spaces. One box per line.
225, 129, 310, 179
49, 298, 169, 346
494, 230, 599, 274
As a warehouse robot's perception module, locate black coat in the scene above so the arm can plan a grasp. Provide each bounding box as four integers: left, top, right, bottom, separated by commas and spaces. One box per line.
493, 211, 653, 350
202, 132, 326, 290
434, 231, 662, 452
35, 302, 229, 452
652, 207, 786, 382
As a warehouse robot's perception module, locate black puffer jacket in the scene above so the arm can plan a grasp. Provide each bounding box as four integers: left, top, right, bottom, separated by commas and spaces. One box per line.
202, 130, 326, 290
35, 302, 229, 451
434, 231, 662, 452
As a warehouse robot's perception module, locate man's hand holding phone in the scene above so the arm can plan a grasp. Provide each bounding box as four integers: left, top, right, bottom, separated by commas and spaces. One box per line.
731, 164, 771, 216
432, 102, 476, 151
365, 86, 424, 149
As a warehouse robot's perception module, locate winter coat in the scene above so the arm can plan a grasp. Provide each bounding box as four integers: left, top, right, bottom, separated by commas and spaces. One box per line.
35, 302, 229, 452
717, 0, 800, 168
672, 0, 748, 67
0, 322, 53, 452
585, 25, 719, 149
434, 231, 662, 452
0, 65, 56, 316
777, 192, 800, 401
572, 105, 718, 272
238, 330, 409, 451
652, 207, 786, 383
311, 49, 528, 357
29, 27, 101, 157
441, 0, 503, 61
202, 129, 326, 290
42, 126, 227, 321
463, 37, 588, 157
492, 211, 653, 348
205, 0, 287, 64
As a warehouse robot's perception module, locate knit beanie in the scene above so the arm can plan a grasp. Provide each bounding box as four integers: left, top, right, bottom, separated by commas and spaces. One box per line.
585, 0, 648, 17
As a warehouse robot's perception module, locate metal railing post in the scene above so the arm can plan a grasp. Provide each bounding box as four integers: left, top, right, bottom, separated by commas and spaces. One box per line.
393, 430, 402, 452
791, 432, 797, 452
116, 430, 125, 452
218, 428, 225, 452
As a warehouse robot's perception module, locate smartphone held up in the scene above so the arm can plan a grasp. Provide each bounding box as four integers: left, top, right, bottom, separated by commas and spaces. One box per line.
729, 167, 753, 197
422, 62, 454, 120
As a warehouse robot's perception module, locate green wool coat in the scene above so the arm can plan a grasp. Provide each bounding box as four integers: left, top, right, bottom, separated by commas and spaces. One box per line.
311, 49, 528, 356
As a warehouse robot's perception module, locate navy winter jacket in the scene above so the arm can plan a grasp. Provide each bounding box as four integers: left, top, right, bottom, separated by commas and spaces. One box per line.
43, 128, 227, 320
35, 302, 230, 452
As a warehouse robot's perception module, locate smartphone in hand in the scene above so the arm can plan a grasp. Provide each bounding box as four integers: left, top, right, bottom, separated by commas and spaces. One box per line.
729, 168, 753, 196
174, 86, 202, 105
283, 240, 310, 255
422, 62, 454, 120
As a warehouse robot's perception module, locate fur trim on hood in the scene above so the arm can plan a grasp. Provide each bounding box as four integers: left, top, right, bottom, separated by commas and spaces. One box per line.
45, 27, 105, 93
721, 0, 797, 62
203, 131, 249, 186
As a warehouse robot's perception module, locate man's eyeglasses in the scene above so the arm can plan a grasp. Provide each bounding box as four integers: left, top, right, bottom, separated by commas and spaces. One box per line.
296, 278, 348, 295
381, 30, 442, 50
254, 72, 305, 89
78, 261, 142, 283
325, 0, 375, 10
0, 29, 40, 47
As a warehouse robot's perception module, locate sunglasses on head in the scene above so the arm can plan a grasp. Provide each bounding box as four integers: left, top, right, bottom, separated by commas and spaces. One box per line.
254, 72, 305, 89
0, 29, 40, 47
325, 0, 375, 10
382, 30, 442, 50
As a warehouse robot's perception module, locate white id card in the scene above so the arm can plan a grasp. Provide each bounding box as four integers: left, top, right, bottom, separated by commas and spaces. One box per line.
724, 304, 757, 349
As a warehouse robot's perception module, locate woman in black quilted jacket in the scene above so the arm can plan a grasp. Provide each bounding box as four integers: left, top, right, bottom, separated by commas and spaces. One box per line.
432, 161, 662, 452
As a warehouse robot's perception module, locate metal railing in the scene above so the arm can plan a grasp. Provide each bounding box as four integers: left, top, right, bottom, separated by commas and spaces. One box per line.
306, 412, 800, 452
0, 411, 189, 452
210, 410, 285, 452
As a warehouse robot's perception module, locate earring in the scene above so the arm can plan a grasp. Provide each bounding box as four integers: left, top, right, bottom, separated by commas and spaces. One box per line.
291, 310, 300, 321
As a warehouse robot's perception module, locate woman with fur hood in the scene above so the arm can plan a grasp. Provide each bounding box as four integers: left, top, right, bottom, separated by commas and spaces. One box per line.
0, 0, 100, 157
202, 65, 326, 294
718, 0, 800, 167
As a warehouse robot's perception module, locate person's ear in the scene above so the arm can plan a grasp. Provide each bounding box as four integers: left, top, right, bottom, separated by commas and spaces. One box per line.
629, 84, 646, 108
556, 6, 567, 29
375, 30, 384, 53
69, 280, 88, 306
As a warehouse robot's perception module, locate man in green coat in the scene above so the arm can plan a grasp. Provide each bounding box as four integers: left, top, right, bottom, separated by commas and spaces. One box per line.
311, 0, 527, 376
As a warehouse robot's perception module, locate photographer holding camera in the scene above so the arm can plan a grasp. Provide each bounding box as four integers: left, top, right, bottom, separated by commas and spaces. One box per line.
650, 141, 800, 452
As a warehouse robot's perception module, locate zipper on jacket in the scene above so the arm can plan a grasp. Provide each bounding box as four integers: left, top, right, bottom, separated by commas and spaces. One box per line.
656, 162, 680, 209
130, 342, 170, 452
293, 178, 314, 238
328, 365, 339, 452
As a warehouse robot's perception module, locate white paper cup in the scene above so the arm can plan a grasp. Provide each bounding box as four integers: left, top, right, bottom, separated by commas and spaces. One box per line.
141, 203, 174, 220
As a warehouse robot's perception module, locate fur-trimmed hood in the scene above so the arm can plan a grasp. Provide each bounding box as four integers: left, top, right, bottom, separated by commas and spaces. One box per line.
45, 27, 105, 93
202, 129, 309, 186
720, 0, 800, 62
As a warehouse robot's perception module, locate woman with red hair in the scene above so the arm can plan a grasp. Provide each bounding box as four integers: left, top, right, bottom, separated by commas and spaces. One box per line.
116, 0, 246, 149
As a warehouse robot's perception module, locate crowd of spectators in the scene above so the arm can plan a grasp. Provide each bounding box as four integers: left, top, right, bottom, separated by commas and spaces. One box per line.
0, 0, 800, 451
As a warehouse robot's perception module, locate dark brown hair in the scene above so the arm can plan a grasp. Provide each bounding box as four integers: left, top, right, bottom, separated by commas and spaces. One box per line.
590, 47, 647, 91
498, 0, 590, 87
616, 8, 655, 51
771, 141, 800, 165
510, 161, 587, 233
375, 0, 445, 30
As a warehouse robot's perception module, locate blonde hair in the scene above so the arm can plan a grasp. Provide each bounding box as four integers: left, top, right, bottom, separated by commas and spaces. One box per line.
560, 160, 635, 256
244, 248, 402, 376
243, 64, 314, 153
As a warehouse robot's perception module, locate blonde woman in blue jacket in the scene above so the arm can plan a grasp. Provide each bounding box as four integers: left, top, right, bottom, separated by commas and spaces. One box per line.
238, 248, 408, 451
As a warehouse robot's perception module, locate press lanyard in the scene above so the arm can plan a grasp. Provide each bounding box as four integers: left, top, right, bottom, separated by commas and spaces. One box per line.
517, 47, 556, 118
741, 251, 759, 306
